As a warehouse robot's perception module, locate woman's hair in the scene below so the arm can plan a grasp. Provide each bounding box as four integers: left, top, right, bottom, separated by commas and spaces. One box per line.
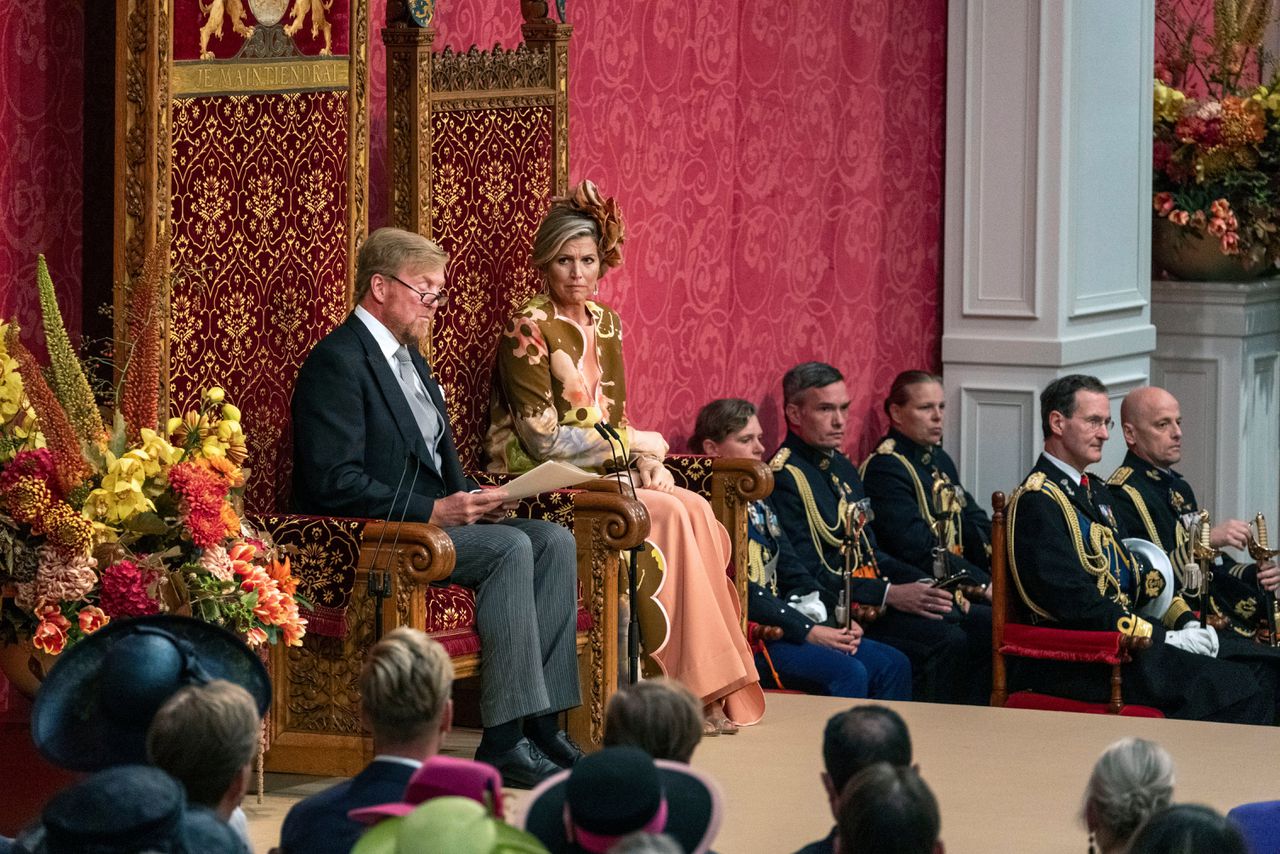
883, 370, 942, 416
836, 762, 940, 854
530, 180, 625, 276
689, 398, 757, 453
603, 679, 703, 763
1127, 804, 1247, 854
1083, 737, 1175, 847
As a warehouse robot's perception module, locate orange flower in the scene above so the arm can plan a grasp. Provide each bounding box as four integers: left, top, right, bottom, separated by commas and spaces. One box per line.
244, 626, 268, 647
268, 555, 298, 597
36, 602, 71, 631
77, 606, 110, 634
32, 619, 67, 655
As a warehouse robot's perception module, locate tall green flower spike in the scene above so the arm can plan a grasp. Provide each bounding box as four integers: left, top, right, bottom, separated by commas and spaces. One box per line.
36, 255, 106, 448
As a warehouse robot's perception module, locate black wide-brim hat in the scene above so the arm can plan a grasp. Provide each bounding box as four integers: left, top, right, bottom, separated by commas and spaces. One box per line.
519, 747, 723, 854
32, 614, 271, 771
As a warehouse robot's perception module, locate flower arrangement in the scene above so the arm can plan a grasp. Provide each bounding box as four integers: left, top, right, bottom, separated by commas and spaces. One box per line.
1152, 0, 1280, 270
0, 247, 308, 656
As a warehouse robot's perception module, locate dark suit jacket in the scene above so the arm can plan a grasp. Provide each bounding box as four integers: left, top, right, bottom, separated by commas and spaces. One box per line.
292, 313, 475, 520
278, 759, 416, 854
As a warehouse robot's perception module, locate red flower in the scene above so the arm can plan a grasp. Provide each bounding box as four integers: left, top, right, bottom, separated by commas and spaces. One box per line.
32, 619, 67, 655
1153, 192, 1175, 216
77, 606, 110, 635
99, 560, 160, 618
167, 461, 231, 549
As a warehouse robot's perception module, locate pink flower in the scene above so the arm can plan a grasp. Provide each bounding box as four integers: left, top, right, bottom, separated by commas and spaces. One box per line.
1221, 232, 1240, 254
77, 606, 110, 635
1169, 210, 1190, 226
1153, 192, 1175, 216
1210, 198, 1232, 218
32, 619, 67, 655
1209, 217, 1228, 237
244, 627, 268, 647
99, 560, 160, 618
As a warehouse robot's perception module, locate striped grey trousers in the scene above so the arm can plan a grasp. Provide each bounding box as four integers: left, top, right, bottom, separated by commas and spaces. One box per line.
446, 517, 580, 727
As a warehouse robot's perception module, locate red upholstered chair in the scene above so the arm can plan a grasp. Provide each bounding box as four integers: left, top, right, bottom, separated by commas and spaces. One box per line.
989, 491, 1163, 717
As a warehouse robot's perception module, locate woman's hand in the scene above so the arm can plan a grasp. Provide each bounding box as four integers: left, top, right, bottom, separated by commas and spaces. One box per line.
635, 457, 675, 493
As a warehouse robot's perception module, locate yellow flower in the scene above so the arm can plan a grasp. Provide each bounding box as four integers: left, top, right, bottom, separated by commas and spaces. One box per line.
204, 386, 226, 405
135, 428, 182, 478
1153, 79, 1186, 123
87, 450, 155, 523
221, 403, 240, 423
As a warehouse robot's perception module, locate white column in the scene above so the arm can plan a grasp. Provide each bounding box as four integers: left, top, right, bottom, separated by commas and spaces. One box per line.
1150, 280, 1280, 531
942, 0, 1157, 508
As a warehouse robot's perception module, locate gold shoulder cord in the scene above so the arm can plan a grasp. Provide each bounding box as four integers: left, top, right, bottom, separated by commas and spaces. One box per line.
783, 463, 848, 575
862, 450, 934, 524
1121, 484, 1163, 549
1007, 480, 1131, 619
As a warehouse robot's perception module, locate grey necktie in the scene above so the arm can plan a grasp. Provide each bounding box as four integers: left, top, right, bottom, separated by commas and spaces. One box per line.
393, 346, 443, 470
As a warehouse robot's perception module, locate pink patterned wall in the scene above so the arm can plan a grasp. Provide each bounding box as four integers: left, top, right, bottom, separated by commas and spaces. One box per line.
0, 1, 83, 350
372, 1, 946, 460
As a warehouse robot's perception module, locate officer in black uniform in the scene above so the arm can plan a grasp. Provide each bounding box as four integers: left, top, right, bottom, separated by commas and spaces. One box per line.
1106, 385, 1280, 639
1006, 374, 1272, 723
861, 370, 991, 586
767, 362, 991, 704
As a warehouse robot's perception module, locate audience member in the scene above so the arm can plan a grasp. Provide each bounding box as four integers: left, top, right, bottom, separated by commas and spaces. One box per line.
607, 833, 683, 854
1107, 385, 1280, 638
692, 398, 911, 700
835, 762, 943, 854
860, 371, 992, 589
521, 746, 723, 854
1081, 737, 1174, 854
278, 627, 453, 854
348, 755, 505, 825
292, 227, 582, 787
147, 679, 262, 849
1226, 799, 1280, 854
12, 764, 244, 854
603, 679, 703, 761
794, 704, 913, 854
1005, 374, 1272, 722
767, 362, 989, 704
350, 796, 549, 854
1127, 804, 1248, 854
486, 181, 763, 734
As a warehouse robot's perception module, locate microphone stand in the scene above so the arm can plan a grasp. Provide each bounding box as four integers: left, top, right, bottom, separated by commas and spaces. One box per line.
368, 455, 419, 643
596, 422, 641, 685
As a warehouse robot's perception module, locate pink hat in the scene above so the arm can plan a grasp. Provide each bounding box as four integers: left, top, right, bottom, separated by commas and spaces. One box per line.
348, 756, 505, 824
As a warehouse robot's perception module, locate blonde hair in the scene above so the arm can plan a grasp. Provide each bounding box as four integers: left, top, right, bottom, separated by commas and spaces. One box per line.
355, 228, 449, 304
360, 627, 454, 744
146, 680, 261, 807
530, 206, 602, 272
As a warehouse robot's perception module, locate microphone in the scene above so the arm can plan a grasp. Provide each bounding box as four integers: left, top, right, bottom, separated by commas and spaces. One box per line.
595, 421, 642, 684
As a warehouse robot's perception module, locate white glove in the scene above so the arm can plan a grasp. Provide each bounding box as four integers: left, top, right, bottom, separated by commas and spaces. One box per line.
788, 591, 828, 624
1164, 625, 1219, 657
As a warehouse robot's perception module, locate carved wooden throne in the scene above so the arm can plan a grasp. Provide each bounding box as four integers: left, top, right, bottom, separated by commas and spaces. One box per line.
382, 0, 770, 709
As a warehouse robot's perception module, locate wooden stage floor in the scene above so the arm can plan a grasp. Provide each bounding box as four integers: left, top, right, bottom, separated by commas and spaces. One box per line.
245, 693, 1280, 853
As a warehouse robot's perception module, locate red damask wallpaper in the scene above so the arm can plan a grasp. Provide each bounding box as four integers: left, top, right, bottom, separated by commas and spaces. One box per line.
371, 1, 946, 460
0, 1, 84, 351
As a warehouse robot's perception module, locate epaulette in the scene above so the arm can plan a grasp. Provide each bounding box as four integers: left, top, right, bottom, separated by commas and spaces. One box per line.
1107, 466, 1132, 486
1024, 471, 1046, 491
874, 438, 895, 455
769, 447, 791, 472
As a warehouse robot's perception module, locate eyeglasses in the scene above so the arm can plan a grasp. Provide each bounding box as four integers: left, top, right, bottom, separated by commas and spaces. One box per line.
385, 274, 448, 307
1074, 415, 1114, 431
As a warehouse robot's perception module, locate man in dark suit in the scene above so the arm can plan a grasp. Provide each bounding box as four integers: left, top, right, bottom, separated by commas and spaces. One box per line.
1106, 385, 1280, 639
768, 362, 990, 704
278, 628, 453, 853
292, 228, 580, 787
1006, 374, 1272, 723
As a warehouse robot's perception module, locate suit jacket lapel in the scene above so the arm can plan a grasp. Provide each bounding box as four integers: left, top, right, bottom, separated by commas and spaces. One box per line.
346, 317, 439, 472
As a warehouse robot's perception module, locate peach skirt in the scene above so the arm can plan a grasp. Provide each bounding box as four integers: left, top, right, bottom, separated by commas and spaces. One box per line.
639, 485, 766, 726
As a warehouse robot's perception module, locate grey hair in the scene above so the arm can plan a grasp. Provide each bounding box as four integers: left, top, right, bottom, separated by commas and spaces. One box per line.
783, 362, 844, 407
530, 207, 607, 274
360, 627, 454, 744
1083, 737, 1175, 845
355, 227, 448, 304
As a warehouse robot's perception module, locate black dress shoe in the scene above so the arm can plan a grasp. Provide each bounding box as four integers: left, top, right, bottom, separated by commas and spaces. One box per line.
530, 729, 584, 768
474, 737, 561, 789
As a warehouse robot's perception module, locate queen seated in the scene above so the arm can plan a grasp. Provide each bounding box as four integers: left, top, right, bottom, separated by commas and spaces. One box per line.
485, 180, 764, 733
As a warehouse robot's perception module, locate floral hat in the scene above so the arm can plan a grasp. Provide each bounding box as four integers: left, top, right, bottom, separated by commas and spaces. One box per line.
31, 614, 271, 771
555, 180, 626, 272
